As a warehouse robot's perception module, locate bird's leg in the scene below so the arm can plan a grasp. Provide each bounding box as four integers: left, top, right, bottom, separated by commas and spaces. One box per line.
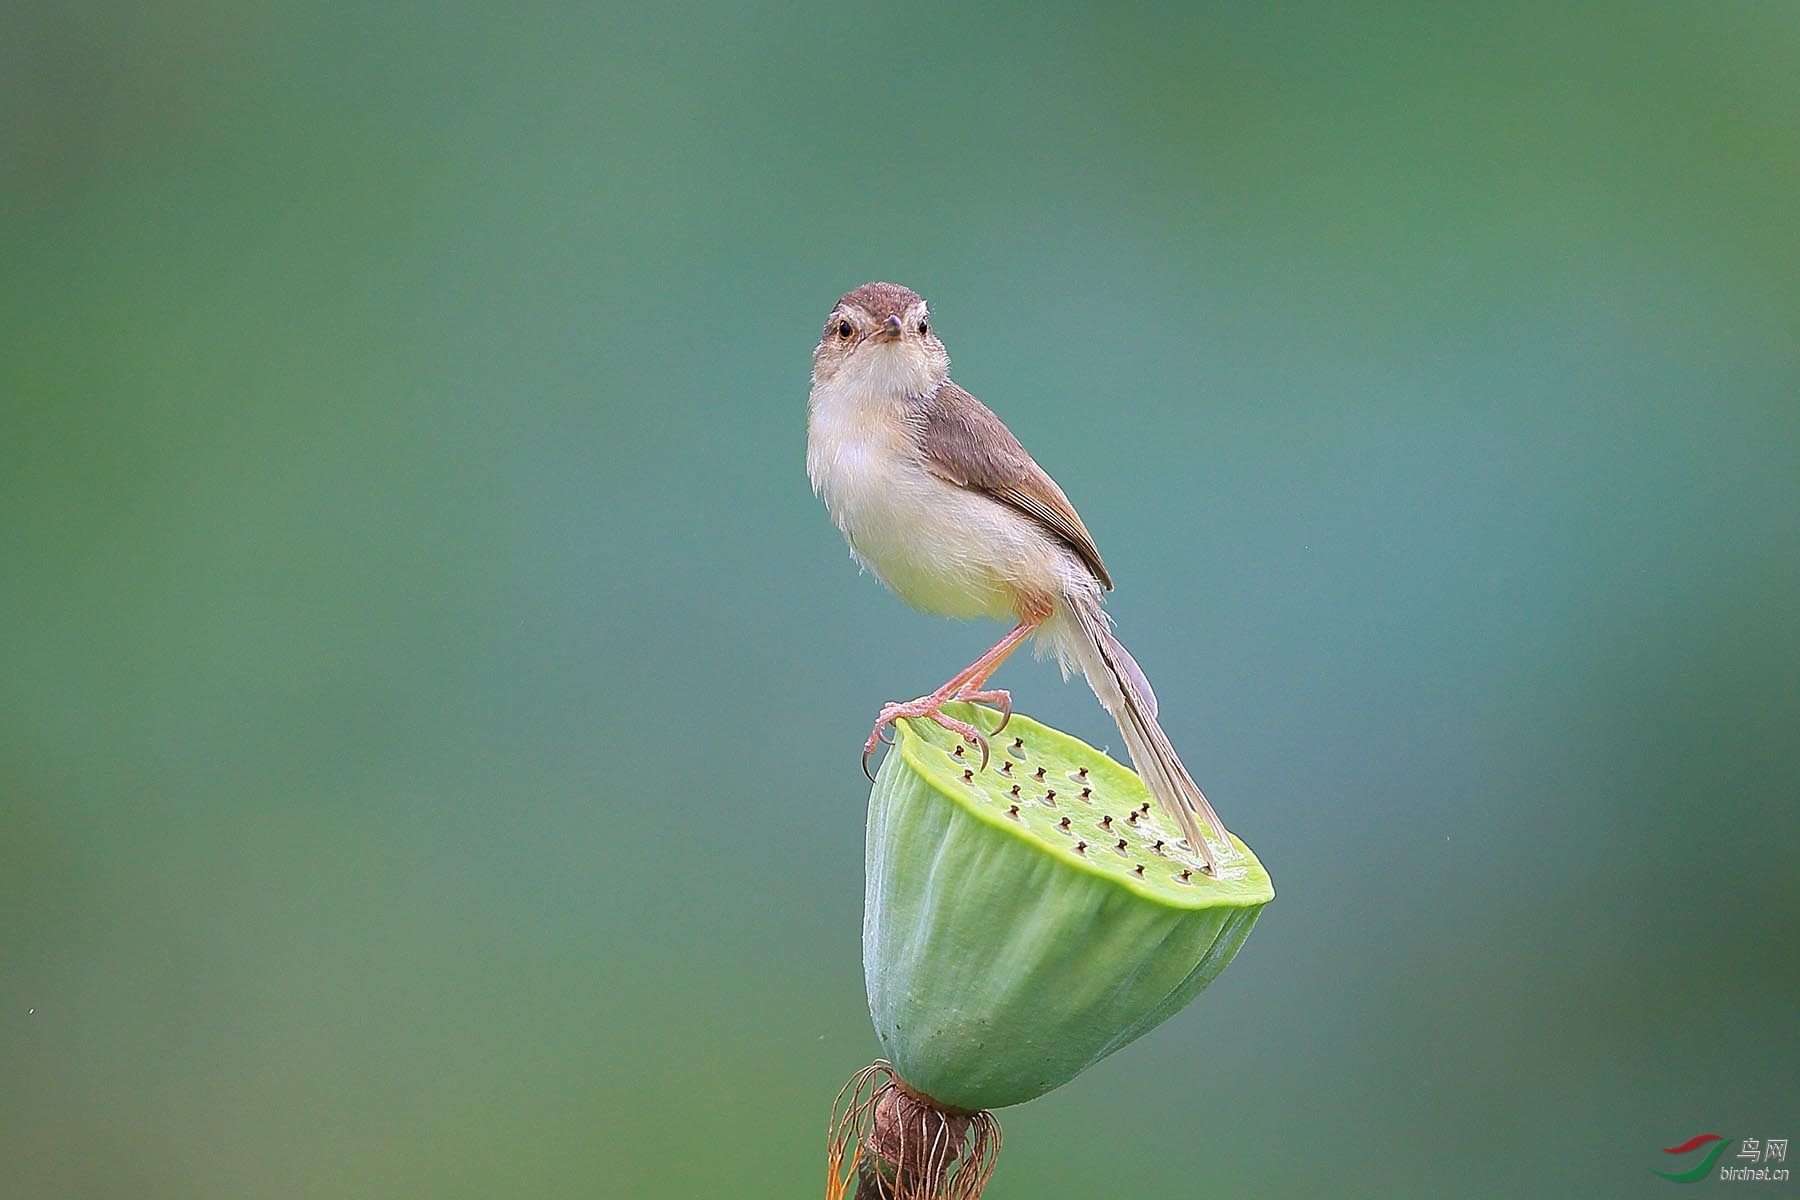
863, 622, 1038, 778
944, 621, 1037, 735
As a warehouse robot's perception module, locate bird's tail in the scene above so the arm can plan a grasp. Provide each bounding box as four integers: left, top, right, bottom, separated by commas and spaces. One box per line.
1048, 591, 1234, 870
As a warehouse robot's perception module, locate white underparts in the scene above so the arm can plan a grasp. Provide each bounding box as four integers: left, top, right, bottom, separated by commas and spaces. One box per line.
807, 351, 1091, 624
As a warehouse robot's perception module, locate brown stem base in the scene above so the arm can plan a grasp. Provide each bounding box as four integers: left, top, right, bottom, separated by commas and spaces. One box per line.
828, 1063, 999, 1200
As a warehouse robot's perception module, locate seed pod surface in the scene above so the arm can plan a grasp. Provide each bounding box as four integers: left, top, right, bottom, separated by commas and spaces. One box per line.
865, 703, 1273, 1110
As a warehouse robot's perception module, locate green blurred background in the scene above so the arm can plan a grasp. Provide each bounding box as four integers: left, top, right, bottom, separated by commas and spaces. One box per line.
4, 3, 1796, 1196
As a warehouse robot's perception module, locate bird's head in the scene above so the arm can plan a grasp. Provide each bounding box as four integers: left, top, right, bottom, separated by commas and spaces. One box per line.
812, 281, 949, 394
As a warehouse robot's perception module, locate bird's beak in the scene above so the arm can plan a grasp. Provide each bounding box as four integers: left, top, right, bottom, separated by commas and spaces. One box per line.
871, 314, 905, 343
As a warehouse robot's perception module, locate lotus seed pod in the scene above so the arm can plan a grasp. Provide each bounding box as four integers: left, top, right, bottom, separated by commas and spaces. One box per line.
864, 703, 1273, 1112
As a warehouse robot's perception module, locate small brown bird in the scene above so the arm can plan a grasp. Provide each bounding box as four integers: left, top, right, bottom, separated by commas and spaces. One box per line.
807, 282, 1233, 869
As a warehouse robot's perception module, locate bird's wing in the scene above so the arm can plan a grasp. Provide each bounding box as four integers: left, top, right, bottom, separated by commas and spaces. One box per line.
909, 382, 1113, 590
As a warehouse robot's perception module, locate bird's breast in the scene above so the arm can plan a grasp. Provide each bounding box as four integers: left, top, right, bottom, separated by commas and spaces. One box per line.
809, 384, 1051, 621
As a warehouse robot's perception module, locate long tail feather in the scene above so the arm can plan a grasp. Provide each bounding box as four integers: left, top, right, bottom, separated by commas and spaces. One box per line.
1054, 593, 1232, 869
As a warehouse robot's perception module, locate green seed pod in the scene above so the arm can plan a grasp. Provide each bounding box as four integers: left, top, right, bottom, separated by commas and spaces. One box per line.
865, 703, 1273, 1112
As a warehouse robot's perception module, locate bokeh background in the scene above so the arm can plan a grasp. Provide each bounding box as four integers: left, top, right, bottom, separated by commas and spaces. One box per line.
4, 3, 1797, 1197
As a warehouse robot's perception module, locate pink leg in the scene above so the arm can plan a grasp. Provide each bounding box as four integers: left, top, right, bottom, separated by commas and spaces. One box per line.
863, 622, 1038, 778
946, 626, 1035, 733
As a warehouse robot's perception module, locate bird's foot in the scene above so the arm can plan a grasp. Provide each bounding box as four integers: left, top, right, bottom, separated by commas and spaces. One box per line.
862, 696, 992, 780
952, 686, 1011, 734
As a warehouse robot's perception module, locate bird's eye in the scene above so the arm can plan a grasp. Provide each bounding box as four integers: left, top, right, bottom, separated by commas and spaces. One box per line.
917, 320, 929, 335
837, 320, 853, 339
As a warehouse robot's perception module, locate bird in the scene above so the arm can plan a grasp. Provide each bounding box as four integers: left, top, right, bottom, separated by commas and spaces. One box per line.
806, 281, 1234, 870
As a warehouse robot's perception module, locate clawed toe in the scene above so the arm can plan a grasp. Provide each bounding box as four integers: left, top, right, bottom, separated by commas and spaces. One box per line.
861, 721, 891, 782
930, 712, 991, 771
955, 687, 1012, 734
861, 703, 996, 775
862, 705, 908, 780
